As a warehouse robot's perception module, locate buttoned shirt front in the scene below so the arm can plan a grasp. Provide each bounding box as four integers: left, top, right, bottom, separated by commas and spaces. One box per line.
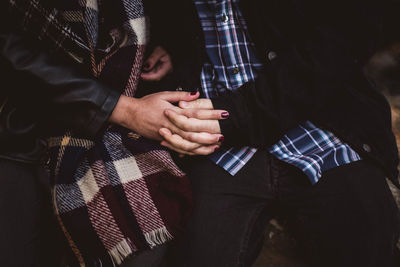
194, 0, 361, 184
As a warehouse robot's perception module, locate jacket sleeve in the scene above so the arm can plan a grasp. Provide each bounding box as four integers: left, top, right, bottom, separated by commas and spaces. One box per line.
0, 28, 120, 138
211, 0, 398, 147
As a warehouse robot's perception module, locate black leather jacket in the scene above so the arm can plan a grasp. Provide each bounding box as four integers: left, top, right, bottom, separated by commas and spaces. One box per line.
0, 12, 120, 164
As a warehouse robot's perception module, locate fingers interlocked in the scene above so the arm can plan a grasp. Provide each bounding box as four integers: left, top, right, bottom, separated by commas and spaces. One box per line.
159, 100, 229, 156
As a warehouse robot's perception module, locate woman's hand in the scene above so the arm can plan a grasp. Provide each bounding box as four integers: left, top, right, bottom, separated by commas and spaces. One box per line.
159, 98, 229, 156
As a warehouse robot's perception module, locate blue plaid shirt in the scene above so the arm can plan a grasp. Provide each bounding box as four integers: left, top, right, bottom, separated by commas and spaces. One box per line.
194, 0, 361, 184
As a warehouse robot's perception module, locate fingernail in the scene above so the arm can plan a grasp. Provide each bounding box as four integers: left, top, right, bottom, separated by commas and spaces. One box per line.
190, 91, 197, 96
214, 147, 220, 152
218, 136, 224, 142
221, 112, 229, 118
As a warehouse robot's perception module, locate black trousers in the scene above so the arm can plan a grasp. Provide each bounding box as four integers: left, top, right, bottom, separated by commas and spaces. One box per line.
169, 150, 400, 267
0, 159, 65, 267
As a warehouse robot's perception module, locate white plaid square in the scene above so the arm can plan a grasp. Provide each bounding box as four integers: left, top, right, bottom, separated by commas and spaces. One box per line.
78, 168, 100, 203
113, 156, 143, 183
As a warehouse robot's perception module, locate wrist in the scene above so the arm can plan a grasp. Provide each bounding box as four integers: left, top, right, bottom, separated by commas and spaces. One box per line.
109, 95, 140, 128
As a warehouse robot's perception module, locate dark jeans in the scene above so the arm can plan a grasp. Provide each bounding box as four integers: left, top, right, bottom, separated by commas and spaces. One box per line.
0, 159, 66, 267
169, 150, 400, 267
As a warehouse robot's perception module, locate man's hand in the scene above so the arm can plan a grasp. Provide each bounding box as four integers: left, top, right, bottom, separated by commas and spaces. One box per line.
159, 98, 229, 155
141, 46, 173, 81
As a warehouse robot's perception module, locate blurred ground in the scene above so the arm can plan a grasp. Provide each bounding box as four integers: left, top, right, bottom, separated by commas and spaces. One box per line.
253, 44, 400, 267
254, 181, 400, 267
253, 220, 306, 267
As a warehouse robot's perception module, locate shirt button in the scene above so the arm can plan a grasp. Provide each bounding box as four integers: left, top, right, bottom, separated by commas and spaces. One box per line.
267, 51, 277, 61
221, 13, 229, 23
232, 67, 240, 74
363, 144, 372, 153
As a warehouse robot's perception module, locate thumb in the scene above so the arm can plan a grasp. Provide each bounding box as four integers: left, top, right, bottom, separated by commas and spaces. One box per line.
160, 91, 200, 103
143, 56, 158, 71
141, 60, 172, 81
143, 46, 165, 71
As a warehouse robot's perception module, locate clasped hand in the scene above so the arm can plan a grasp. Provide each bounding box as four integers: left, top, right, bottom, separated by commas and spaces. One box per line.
110, 92, 227, 156
160, 93, 228, 156
110, 46, 228, 156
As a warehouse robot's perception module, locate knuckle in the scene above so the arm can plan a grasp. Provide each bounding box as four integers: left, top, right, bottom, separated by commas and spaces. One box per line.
186, 132, 194, 142
172, 126, 183, 136
179, 130, 189, 140
171, 115, 180, 125
179, 109, 188, 117
180, 123, 190, 132
193, 110, 200, 118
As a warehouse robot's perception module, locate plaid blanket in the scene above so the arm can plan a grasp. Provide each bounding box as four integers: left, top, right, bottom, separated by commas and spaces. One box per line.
7, 0, 192, 266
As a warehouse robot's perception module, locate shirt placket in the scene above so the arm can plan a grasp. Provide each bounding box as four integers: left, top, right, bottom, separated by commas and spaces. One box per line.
216, 0, 241, 90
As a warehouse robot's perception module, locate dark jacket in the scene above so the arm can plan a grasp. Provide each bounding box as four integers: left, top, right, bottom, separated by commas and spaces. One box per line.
156, 0, 400, 184
0, 4, 120, 164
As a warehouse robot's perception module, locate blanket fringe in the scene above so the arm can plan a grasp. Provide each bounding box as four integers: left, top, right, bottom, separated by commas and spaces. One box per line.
144, 226, 173, 248
108, 238, 134, 266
